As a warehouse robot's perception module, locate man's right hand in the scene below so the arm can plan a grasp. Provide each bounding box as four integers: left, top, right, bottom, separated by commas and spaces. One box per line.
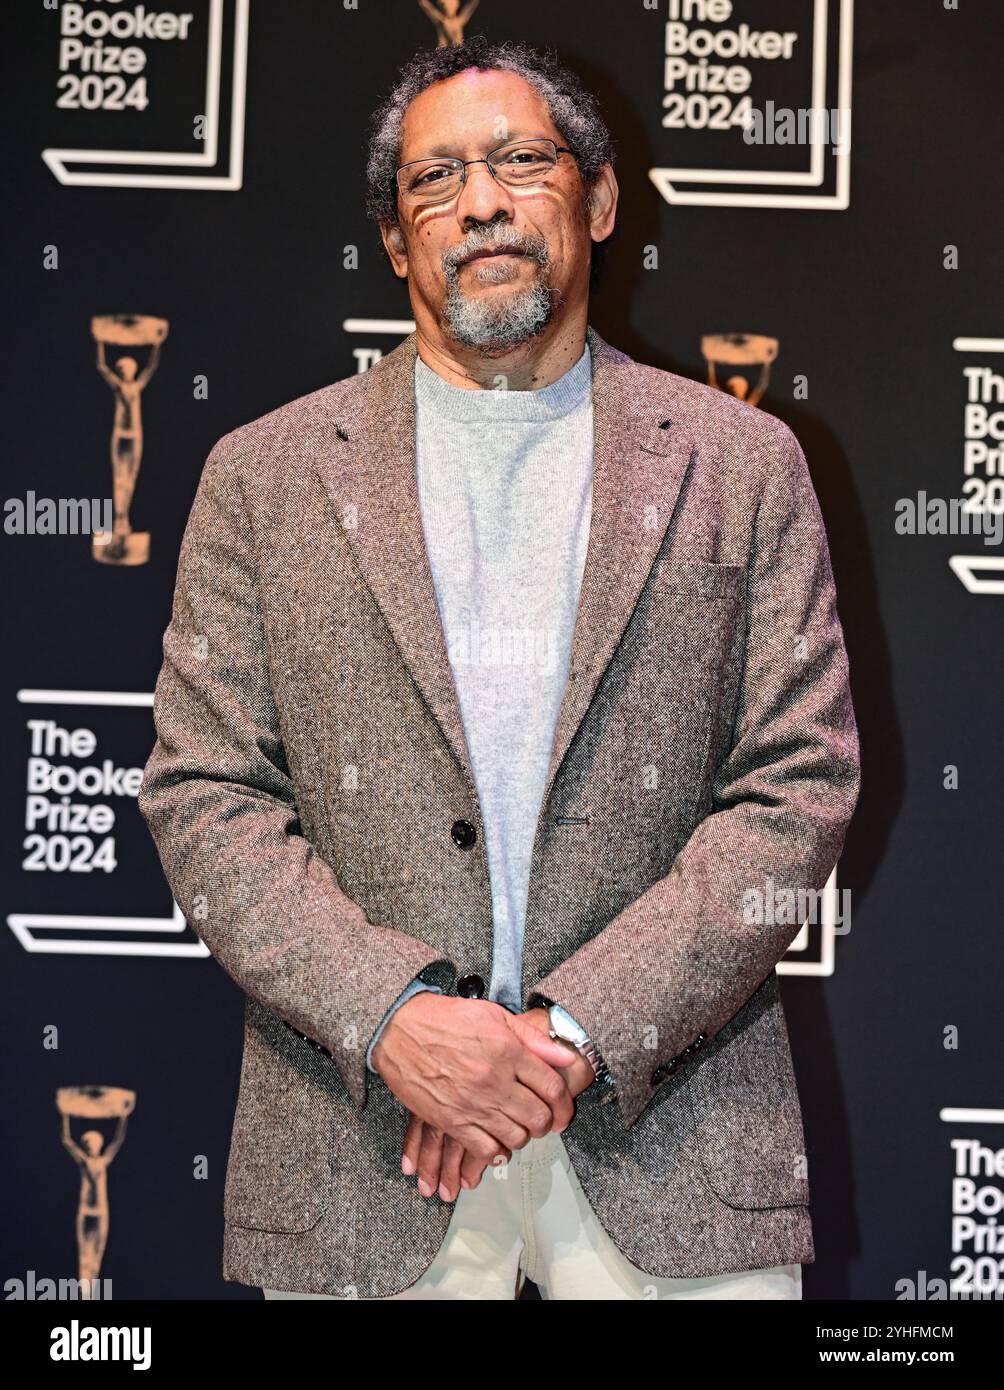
370, 993, 578, 1186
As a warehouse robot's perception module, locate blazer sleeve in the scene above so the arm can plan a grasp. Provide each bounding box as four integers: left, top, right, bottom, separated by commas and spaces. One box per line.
526, 422, 861, 1129
137, 435, 458, 1111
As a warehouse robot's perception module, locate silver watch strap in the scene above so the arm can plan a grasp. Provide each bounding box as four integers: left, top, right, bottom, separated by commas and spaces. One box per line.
539, 998, 617, 1103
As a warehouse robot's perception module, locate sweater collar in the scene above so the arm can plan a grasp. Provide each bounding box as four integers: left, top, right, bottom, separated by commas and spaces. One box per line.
414, 340, 591, 423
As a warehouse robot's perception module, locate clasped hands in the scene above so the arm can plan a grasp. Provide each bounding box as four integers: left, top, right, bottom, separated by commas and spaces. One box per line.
370, 995, 597, 1204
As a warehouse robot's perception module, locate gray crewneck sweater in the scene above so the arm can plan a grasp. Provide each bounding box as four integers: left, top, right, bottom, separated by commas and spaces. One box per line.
366, 341, 594, 1069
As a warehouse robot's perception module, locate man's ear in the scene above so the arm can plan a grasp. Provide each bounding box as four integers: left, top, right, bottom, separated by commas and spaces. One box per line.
380, 220, 409, 279
587, 164, 618, 244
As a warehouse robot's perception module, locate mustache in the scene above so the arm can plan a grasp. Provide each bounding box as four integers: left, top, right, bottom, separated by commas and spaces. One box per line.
442, 225, 549, 273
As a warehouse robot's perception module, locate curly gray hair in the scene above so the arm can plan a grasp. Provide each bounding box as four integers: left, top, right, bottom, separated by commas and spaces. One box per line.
364, 35, 618, 286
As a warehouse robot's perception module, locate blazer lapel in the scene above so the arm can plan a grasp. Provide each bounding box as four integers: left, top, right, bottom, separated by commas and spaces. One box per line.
313, 326, 696, 807
313, 333, 479, 790
542, 327, 696, 811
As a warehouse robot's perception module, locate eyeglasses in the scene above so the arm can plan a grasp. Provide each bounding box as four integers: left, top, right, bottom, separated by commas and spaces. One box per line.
395, 138, 574, 207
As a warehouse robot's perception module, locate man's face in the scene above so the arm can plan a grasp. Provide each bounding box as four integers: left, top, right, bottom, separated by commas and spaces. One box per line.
381, 68, 614, 356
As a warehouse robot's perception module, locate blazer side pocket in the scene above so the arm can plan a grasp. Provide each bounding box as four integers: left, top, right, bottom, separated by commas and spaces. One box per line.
686, 978, 810, 1210
223, 1006, 334, 1233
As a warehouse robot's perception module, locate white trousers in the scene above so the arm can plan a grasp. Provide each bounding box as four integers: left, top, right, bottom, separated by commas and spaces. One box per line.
262, 1129, 802, 1300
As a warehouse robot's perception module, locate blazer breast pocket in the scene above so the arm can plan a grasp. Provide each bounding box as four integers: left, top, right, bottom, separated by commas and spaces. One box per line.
631, 559, 747, 700
651, 560, 748, 601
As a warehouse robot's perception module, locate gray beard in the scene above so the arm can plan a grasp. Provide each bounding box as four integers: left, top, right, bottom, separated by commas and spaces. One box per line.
441, 267, 555, 355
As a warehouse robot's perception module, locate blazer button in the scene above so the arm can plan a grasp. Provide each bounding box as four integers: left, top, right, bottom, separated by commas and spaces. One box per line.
451, 819, 477, 850
650, 1059, 677, 1087
456, 974, 485, 998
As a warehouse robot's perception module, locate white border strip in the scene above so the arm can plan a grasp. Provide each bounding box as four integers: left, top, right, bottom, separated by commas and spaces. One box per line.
952, 338, 1004, 353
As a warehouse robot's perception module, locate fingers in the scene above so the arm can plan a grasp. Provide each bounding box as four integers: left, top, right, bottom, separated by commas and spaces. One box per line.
507, 1015, 584, 1071
416, 1120, 446, 1198
460, 1143, 510, 1191
476, 1086, 539, 1149
405, 1117, 513, 1201
512, 1054, 576, 1133
437, 1133, 466, 1202
401, 1110, 424, 1176
520, 1032, 581, 1070
501, 1015, 580, 1133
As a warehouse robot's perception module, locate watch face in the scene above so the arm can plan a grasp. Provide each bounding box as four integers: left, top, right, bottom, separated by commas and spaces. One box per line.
549, 1004, 588, 1047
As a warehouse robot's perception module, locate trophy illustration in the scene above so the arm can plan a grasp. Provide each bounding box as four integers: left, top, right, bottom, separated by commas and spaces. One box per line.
57, 1085, 135, 1296
701, 333, 779, 408
91, 313, 169, 565
419, 0, 480, 47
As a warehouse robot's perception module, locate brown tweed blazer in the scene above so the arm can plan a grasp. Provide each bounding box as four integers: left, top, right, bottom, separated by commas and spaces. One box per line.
139, 325, 860, 1297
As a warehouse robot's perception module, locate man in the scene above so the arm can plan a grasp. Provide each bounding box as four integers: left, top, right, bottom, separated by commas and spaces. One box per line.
139, 36, 860, 1301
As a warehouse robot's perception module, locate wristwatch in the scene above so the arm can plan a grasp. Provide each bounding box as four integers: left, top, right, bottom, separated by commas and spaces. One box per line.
539, 999, 617, 1106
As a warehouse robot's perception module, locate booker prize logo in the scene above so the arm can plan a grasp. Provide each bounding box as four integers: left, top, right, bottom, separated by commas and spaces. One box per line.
947, 337, 1004, 596
8, 692, 207, 959
650, 0, 854, 211
928, 1107, 1004, 1301
42, 0, 248, 191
